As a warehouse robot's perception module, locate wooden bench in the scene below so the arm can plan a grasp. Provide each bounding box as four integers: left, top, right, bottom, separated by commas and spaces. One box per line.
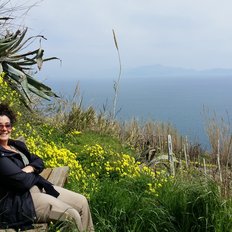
40, 166, 69, 187
0, 166, 69, 232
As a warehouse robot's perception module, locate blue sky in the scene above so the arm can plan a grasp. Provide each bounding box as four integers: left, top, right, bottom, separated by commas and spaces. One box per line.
11, 0, 232, 81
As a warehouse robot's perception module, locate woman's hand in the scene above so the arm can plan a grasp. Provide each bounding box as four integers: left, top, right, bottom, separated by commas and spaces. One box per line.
22, 165, 35, 173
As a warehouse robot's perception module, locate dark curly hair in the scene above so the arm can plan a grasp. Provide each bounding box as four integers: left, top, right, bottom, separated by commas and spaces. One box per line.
0, 103, 17, 124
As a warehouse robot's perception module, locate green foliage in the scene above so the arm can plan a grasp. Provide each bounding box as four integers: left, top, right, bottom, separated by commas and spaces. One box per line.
214, 198, 232, 232
90, 177, 176, 232
65, 105, 96, 132
65, 130, 134, 156
157, 174, 230, 232
0, 28, 59, 105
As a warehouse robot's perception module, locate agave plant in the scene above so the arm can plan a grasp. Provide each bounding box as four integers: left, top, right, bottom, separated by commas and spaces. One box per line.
0, 28, 59, 105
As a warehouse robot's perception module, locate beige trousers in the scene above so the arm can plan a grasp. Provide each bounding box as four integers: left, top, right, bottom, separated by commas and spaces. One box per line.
30, 186, 94, 232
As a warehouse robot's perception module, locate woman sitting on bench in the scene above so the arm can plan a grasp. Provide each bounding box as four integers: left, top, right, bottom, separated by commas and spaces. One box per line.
0, 103, 94, 231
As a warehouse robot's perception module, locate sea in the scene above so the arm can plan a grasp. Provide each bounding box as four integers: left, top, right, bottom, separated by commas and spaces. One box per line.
51, 75, 232, 151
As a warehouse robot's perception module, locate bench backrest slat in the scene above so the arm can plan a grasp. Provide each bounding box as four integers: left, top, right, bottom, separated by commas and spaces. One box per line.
40, 168, 53, 180
39, 166, 69, 187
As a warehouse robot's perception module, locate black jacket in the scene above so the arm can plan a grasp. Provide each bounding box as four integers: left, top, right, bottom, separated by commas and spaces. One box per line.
0, 139, 59, 230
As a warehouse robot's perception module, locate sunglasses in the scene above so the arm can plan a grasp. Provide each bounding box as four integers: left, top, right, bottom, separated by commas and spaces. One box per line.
0, 123, 12, 130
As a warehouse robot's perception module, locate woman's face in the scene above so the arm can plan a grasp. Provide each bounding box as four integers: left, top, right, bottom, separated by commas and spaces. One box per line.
0, 115, 12, 142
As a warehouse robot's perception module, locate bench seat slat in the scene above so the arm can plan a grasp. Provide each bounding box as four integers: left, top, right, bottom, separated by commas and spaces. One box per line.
0, 223, 47, 232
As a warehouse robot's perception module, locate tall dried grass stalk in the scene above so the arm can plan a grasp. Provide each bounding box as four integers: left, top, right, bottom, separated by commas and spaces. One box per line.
112, 29, 122, 119
217, 139, 223, 182
168, 134, 175, 176
205, 110, 232, 165
203, 158, 207, 175
118, 119, 183, 154
184, 144, 189, 169
204, 109, 232, 195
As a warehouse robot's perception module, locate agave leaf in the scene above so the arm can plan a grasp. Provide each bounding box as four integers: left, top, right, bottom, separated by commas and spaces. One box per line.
8, 48, 45, 67
6, 80, 32, 110
20, 76, 31, 102
0, 17, 13, 21
0, 30, 19, 44
35, 48, 44, 70
0, 30, 20, 45
7, 29, 28, 54
17, 56, 60, 70
5, 71, 22, 83
26, 74, 52, 91
15, 60, 37, 66
9, 48, 40, 59
2, 63, 25, 83
0, 39, 15, 49
43, 57, 61, 63
0, 38, 19, 55
3, 65, 32, 103
0, 57, 22, 63
5, 69, 57, 101
3, 68, 32, 104
11, 34, 46, 54
26, 74, 59, 97
28, 83, 51, 100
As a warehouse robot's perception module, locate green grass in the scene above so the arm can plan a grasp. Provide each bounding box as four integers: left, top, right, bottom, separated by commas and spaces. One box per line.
157, 175, 232, 232
30, 122, 135, 157
66, 131, 134, 155
89, 177, 176, 232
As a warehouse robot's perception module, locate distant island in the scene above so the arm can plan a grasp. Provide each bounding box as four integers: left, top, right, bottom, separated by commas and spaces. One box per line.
125, 64, 232, 78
